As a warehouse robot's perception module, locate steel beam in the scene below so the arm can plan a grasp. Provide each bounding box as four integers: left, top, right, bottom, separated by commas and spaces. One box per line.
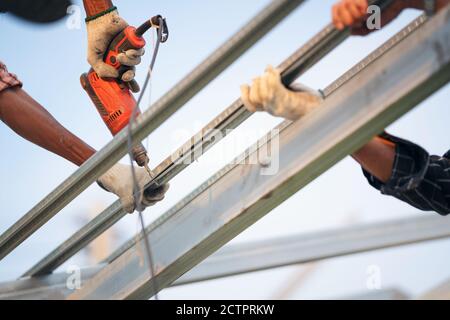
22, 0, 400, 277
2, 215, 449, 299
105, 12, 427, 266
0, 265, 103, 300
21, 22, 346, 277
0, 0, 307, 261
172, 216, 450, 286
67, 7, 450, 300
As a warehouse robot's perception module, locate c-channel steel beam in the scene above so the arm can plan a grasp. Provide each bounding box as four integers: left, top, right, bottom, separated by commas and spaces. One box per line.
173, 215, 450, 286
1, 215, 449, 299
23, 26, 348, 278
0, 0, 307, 261
68, 7, 450, 300
22, 0, 395, 278
103, 12, 426, 268
0, 265, 104, 300
23, 24, 346, 278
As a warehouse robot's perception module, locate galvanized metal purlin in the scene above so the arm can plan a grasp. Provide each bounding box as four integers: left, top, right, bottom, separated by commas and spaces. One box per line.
22, 14, 358, 278
0, 0, 307, 261
2, 215, 449, 299
104, 13, 428, 266
69, 7, 450, 300
173, 215, 450, 286
24, 0, 398, 278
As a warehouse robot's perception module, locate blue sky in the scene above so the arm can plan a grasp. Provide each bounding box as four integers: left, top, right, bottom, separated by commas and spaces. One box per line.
0, 0, 449, 299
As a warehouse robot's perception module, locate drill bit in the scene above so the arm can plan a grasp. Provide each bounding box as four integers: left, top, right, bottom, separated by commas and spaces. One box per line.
144, 163, 154, 178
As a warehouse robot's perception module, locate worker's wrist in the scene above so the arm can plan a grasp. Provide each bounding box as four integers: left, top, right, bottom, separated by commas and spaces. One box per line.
83, 0, 114, 21
402, 0, 448, 11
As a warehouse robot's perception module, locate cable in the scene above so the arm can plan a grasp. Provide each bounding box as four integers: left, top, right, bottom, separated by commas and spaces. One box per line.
126, 16, 165, 300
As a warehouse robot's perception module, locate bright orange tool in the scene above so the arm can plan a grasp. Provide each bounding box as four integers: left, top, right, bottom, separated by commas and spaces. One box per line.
81, 15, 168, 170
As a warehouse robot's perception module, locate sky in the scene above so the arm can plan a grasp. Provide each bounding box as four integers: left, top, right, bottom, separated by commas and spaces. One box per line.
0, 0, 450, 299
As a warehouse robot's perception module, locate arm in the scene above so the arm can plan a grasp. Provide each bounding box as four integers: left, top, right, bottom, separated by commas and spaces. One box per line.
352, 136, 396, 183
333, 0, 450, 36
240, 68, 450, 215
0, 86, 167, 213
358, 133, 450, 216
0, 86, 95, 166
83, 0, 114, 18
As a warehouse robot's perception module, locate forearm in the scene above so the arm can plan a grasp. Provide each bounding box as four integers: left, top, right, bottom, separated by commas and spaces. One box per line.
383, 0, 450, 18
351, 0, 450, 35
358, 133, 450, 215
83, 0, 114, 18
352, 136, 396, 183
381, 0, 450, 16
406, 0, 450, 10
0, 87, 96, 166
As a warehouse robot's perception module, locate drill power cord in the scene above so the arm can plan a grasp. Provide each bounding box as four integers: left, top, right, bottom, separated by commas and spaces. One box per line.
126, 15, 167, 300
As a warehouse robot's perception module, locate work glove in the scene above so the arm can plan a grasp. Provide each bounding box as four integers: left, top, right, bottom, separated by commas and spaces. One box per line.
86, 9, 144, 92
240, 65, 323, 121
97, 163, 169, 213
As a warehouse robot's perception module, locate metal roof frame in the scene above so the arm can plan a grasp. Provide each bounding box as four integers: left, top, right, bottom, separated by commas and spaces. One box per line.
67, 7, 450, 299
2, 215, 449, 299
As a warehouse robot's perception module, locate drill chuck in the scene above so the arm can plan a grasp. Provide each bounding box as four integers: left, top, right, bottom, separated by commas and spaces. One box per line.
132, 143, 150, 167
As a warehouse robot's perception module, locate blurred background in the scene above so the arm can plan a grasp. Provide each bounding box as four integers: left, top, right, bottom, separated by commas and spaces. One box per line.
0, 0, 449, 299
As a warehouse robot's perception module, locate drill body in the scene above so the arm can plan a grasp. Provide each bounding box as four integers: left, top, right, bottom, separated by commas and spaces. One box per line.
81, 23, 152, 167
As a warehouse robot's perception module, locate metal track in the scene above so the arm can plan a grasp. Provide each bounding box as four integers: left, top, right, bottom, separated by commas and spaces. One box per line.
2, 215, 449, 299
173, 214, 450, 286
69, 6, 450, 299
21, 0, 405, 277
105, 12, 427, 265
0, 0, 307, 261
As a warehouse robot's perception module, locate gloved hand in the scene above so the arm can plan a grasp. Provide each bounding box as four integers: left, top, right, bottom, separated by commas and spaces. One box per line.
240, 65, 323, 121
86, 9, 144, 92
97, 163, 169, 213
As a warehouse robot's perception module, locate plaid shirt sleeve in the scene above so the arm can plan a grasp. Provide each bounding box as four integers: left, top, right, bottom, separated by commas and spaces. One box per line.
363, 132, 450, 216
0, 61, 22, 93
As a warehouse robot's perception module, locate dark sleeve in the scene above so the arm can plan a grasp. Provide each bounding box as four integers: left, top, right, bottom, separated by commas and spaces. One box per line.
362, 132, 450, 216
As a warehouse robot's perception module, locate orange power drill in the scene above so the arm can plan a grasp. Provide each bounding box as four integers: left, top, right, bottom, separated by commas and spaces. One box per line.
81, 15, 168, 172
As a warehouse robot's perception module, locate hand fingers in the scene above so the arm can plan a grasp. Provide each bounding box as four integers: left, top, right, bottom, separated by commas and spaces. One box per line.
117, 52, 142, 66
355, 0, 368, 15
333, 0, 366, 29
126, 79, 140, 93
344, 1, 363, 21
249, 77, 264, 110
93, 61, 119, 78
337, 2, 356, 26
264, 65, 282, 91
332, 4, 345, 30
121, 67, 140, 92
265, 65, 281, 78
126, 48, 145, 58
258, 72, 271, 103
142, 183, 170, 206
122, 196, 135, 214
121, 67, 135, 81
241, 65, 282, 113
241, 84, 258, 112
